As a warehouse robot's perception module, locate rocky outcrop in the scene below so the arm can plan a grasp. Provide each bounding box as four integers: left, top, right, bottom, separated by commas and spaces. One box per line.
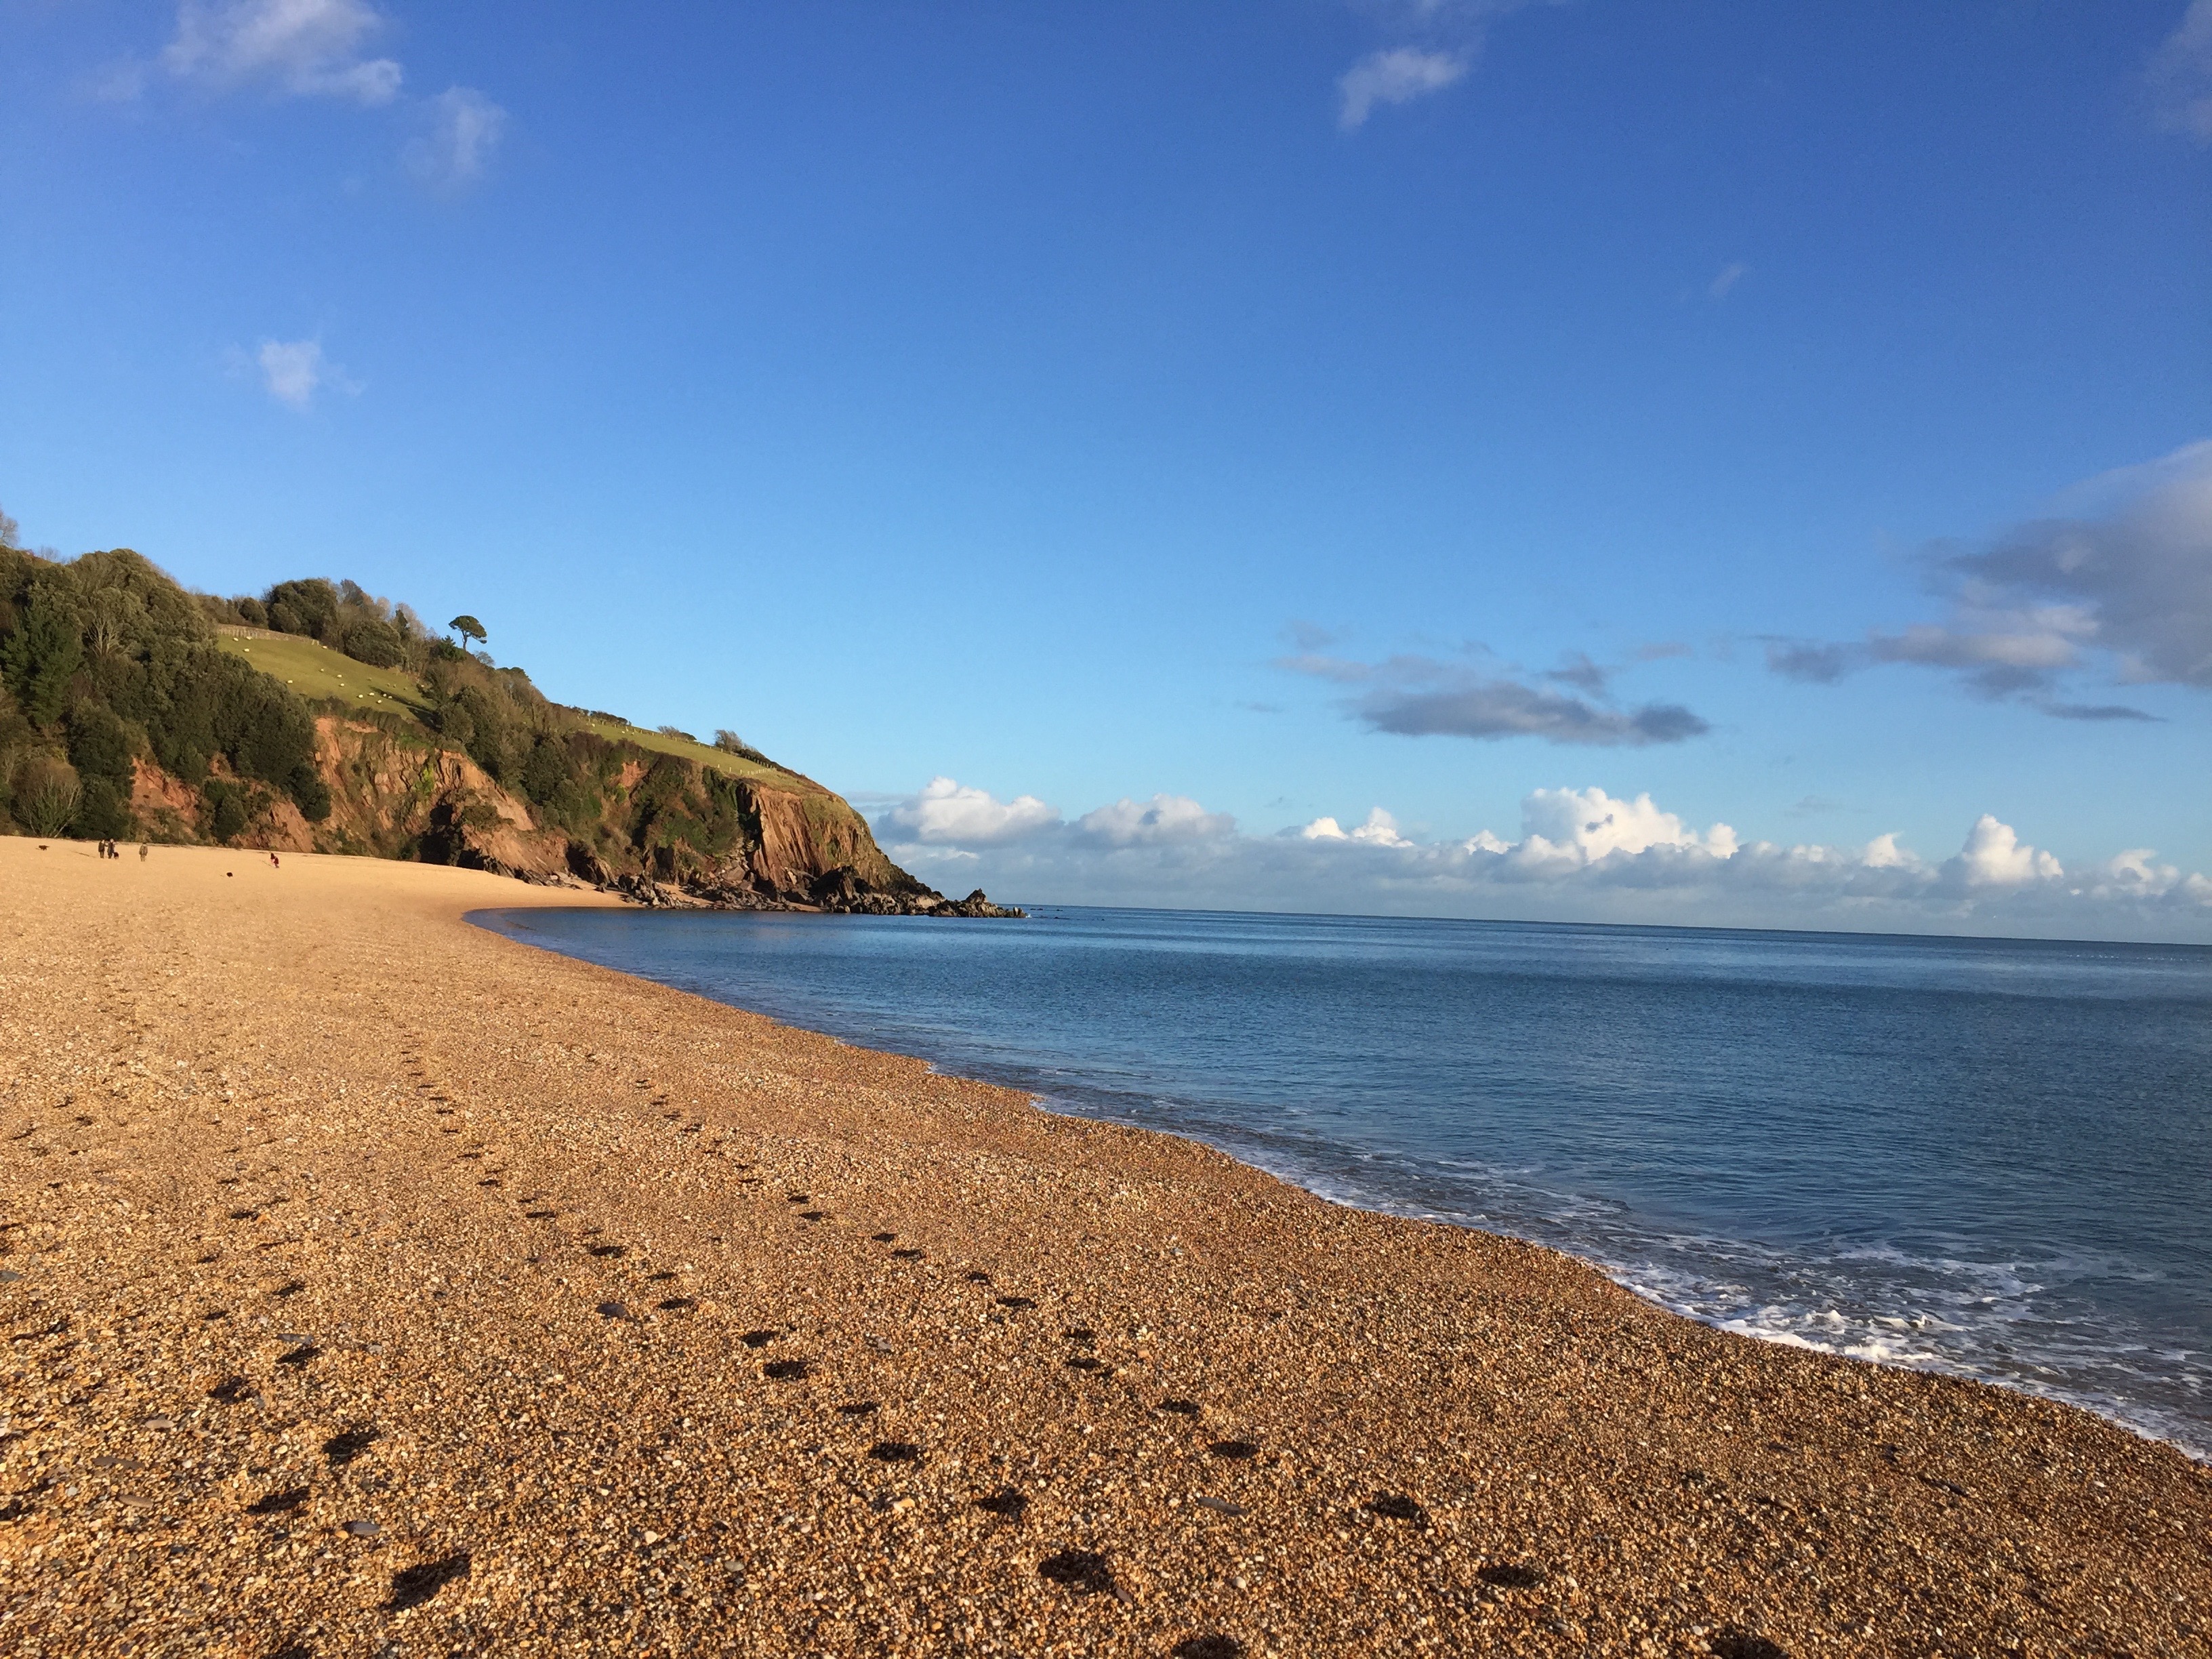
127, 714, 1021, 918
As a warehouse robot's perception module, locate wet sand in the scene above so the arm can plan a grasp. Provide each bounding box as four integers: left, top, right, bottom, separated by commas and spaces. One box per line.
2, 836, 2206, 1657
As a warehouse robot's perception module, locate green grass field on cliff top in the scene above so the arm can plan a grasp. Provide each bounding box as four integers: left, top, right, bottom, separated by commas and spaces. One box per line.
215, 627, 817, 791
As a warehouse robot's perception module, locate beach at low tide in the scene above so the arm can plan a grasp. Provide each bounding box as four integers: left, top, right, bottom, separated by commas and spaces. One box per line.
3, 838, 2207, 1656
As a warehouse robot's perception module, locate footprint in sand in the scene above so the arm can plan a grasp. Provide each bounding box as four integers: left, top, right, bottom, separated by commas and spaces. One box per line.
837, 1401, 878, 1417
1366, 1492, 1427, 1525
208, 1376, 258, 1404
763, 1359, 810, 1381
1174, 1638, 1244, 1659
867, 1441, 920, 1462
964, 1270, 992, 1284
656, 1297, 696, 1312
587, 1244, 627, 1258
870, 1232, 897, 1244
1157, 1399, 1202, 1416
275, 1345, 321, 1369
323, 1427, 380, 1466
995, 1296, 1035, 1310
975, 1487, 1027, 1519
890, 1248, 924, 1261
1477, 1562, 1546, 1589
1036, 1549, 1115, 1596
386, 1552, 470, 1612
741, 1330, 778, 1349
1208, 1440, 1258, 1460
246, 1488, 310, 1515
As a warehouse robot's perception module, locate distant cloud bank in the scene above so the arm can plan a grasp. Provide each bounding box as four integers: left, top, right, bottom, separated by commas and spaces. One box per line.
870, 780, 2212, 941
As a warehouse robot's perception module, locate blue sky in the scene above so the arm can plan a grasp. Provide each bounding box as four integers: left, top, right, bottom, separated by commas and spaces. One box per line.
4, 1, 2209, 935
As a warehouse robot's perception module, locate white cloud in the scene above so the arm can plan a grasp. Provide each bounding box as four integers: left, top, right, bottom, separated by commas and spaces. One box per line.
1951, 815, 2062, 886
1338, 47, 1469, 129
2151, 0, 2212, 143
1765, 438, 2212, 714
406, 86, 508, 188
1301, 806, 1414, 848
1708, 262, 1748, 300
255, 337, 344, 409
878, 777, 1060, 845
872, 779, 2212, 943
1074, 794, 1238, 846
159, 0, 402, 105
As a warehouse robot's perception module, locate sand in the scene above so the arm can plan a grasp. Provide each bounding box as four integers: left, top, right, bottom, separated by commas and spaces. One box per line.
1, 836, 2205, 1658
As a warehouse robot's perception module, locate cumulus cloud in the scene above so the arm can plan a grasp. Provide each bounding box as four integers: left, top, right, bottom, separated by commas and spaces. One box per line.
1765, 438, 2212, 715
254, 337, 344, 409
878, 777, 1060, 845
405, 85, 508, 188
1075, 794, 1238, 846
1338, 47, 1469, 128
872, 779, 2211, 941
2151, 0, 2212, 142
157, 0, 402, 104
1284, 650, 1709, 747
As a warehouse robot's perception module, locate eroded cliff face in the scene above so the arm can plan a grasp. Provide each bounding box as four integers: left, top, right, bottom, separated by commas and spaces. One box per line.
126, 716, 1017, 916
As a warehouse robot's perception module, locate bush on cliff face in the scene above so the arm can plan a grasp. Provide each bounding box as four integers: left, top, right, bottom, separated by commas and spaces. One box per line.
0, 546, 331, 836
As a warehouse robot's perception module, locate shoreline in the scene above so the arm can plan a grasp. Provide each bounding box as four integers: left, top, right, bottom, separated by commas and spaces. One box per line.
477, 901, 2212, 1471
5, 838, 2209, 1656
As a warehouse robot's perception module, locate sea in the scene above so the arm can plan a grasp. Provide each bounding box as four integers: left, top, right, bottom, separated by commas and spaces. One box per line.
478, 904, 2212, 1462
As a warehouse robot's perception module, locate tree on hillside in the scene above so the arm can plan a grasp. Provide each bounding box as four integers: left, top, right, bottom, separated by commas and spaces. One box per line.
449, 614, 487, 650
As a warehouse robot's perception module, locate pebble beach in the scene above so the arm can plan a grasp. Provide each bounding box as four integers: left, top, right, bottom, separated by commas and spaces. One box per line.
3, 837, 2206, 1657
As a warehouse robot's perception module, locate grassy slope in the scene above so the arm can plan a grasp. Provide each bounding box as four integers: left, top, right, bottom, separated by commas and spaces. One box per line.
213, 627, 822, 792
217, 628, 425, 715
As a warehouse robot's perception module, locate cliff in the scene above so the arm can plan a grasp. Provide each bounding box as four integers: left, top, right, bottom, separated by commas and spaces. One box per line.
1, 548, 1018, 917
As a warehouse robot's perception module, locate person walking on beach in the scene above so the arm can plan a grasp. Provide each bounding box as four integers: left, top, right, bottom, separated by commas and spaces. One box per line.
270, 852, 281, 869
138, 843, 148, 862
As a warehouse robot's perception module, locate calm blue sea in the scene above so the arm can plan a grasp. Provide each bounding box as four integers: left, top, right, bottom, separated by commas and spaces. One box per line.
478, 905, 2212, 1460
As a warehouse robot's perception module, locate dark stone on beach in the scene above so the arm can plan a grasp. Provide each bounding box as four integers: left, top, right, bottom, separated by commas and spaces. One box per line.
596, 1301, 631, 1320
1037, 1548, 1115, 1595
870, 1232, 897, 1243
890, 1248, 924, 1260
276, 1344, 321, 1368
344, 1518, 382, 1537
386, 1551, 470, 1611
